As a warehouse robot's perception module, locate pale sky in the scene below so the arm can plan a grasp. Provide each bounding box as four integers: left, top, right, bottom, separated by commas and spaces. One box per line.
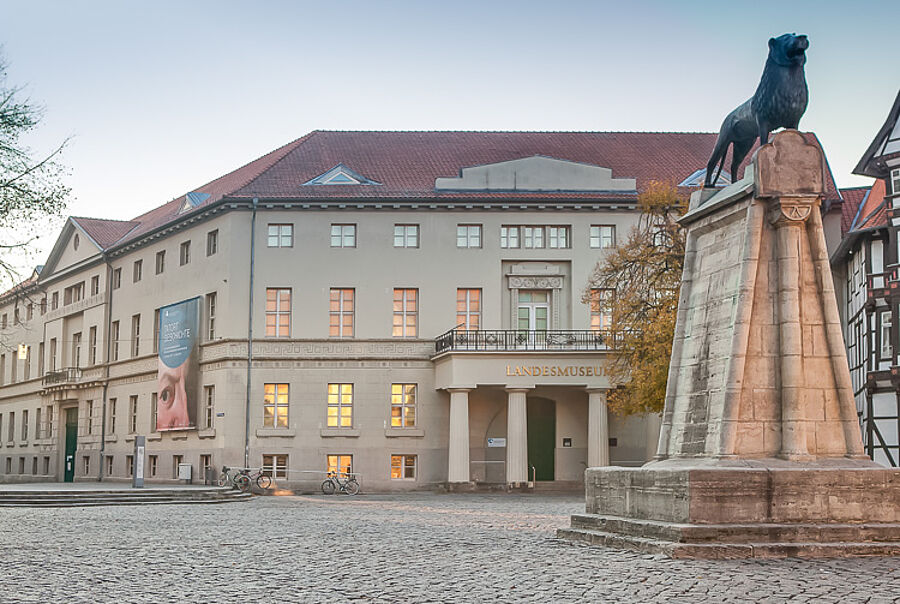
1, 0, 898, 282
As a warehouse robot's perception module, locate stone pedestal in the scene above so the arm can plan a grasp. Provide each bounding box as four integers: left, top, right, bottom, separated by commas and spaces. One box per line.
559, 131, 900, 558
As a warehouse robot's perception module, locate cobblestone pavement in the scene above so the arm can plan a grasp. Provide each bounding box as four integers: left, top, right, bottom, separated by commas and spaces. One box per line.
2, 493, 898, 603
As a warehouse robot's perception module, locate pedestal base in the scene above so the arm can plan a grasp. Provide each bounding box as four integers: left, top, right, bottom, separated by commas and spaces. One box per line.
558, 461, 900, 558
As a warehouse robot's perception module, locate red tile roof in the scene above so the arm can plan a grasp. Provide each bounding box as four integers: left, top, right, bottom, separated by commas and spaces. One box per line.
68, 130, 845, 250
840, 186, 870, 235
849, 179, 887, 233
71, 217, 140, 248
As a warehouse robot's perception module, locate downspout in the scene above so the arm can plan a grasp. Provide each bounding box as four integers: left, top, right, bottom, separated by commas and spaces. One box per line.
244, 198, 258, 468
98, 253, 113, 481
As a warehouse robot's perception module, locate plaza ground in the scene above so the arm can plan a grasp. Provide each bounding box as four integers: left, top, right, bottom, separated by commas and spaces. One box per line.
1, 493, 897, 603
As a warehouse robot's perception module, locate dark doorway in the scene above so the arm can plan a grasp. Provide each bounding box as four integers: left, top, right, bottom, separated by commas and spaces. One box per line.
527, 397, 555, 481
64, 408, 78, 482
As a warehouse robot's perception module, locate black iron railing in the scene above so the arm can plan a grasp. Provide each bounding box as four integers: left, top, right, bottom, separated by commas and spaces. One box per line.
42, 367, 83, 386
434, 329, 619, 354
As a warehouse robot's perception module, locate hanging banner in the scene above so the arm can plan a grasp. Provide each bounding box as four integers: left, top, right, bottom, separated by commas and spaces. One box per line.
157, 297, 200, 431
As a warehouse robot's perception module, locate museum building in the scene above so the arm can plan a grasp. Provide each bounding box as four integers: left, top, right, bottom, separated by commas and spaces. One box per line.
0, 130, 846, 490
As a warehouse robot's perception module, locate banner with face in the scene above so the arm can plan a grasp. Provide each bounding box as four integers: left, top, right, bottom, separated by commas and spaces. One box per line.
157, 297, 200, 431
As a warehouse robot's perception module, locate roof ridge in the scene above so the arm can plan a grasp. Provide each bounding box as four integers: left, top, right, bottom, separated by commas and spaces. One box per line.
226, 131, 320, 197
309, 129, 719, 135
71, 216, 139, 224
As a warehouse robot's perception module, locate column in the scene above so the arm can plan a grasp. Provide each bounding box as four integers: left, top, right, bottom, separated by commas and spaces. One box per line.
587, 389, 609, 467
506, 388, 529, 483
447, 389, 471, 483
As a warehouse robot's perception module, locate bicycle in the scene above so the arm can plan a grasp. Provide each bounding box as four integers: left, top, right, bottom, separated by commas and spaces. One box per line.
217, 466, 242, 488
321, 471, 360, 496
234, 467, 273, 492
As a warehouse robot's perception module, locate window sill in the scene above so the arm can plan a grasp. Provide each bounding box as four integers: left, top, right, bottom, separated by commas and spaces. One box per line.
125, 435, 135, 442
18, 441, 30, 447
255, 428, 295, 438
320, 428, 360, 438
105, 434, 118, 443
198, 428, 216, 439
147, 433, 161, 441
6, 442, 15, 448
384, 428, 425, 438
81, 435, 101, 444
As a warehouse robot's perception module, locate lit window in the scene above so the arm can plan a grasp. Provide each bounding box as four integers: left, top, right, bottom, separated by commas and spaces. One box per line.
179, 241, 191, 265
394, 224, 419, 248
548, 226, 570, 249
206, 229, 218, 256
390, 384, 417, 428
155, 251, 165, 275
500, 226, 519, 249
327, 454, 353, 478
331, 224, 356, 248
456, 224, 481, 248
590, 225, 616, 249
203, 385, 215, 429
262, 454, 288, 479
268, 224, 293, 248
590, 289, 613, 331
329, 288, 354, 338
263, 383, 289, 428
265, 288, 291, 337
390, 454, 417, 480
456, 288, 481, 330
392, 288, 418, 337
327, 383, 353, 428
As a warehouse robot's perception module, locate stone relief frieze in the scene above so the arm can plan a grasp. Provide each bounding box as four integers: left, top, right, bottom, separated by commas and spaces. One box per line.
508, 276, 563, 289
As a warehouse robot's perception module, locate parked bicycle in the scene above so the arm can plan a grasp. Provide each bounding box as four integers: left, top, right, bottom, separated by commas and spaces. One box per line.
234, 468, 273, 492
217, 466, 241, 488
321, 471, 360, 495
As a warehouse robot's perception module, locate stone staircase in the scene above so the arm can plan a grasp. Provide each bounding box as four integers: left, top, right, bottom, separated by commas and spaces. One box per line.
0, 487, 252, 507
557, 513, 900, 559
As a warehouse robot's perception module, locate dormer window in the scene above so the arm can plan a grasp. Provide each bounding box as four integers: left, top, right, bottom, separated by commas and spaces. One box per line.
179, 191, 211, 214
304, 164, 380, 186
679, 168, 731, 187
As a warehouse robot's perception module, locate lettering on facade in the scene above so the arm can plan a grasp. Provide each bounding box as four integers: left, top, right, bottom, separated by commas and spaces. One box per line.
505, 365, 607, 377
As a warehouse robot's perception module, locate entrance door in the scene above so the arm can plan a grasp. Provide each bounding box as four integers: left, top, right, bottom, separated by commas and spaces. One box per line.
517, 291, 549, 348
64, 408, 77, 482
527, 397, 555, 481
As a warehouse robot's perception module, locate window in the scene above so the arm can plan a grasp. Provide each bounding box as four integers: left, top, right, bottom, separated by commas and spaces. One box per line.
40, 298, 46, 315
21, 409, 28, 441
206, 293, 217, 340
456, 288, 481, 330
172, 455, 183, 478
456, 224, 481, 248
7, 412, 14, 442
112, 268, 122, 289
590, 289, 613, 331
390, 384, 417, 428
330, 224, 356, 248
133, 260, 143, 283
267, 224, 293, 247
89, 326, 97, 365
4, 458, 10, 473
392, 288, 418, 337
106, 455, 113, 476
13, 307, 19, 324
150, 393, 158, 433
500, 226, 519, 249
63, 282, 84, 305
83, 456, 91, 476
51, 292, 59, 310
892, 168, 900, 196
91, 275, 100, 296
0, 414, 3, 444
0, 354, 5, 385
42, 456, 49, 475
327, 454, 352, 478
206, 229, 218, 256
18, 457, 24, 474
31, 456, 37, 475
72, 332, 82, 367
1, 314, 6, 329
523, 226, 543, 248
38, 342, 44, 376
202, 385, 215, 429
326, 383, 353, 428
26, 303, 33, 321
548, 226, 570, 249
590, 225, 616, 249
262, 454, 288, 479
881, 311, 893, 359
23, 346, 30, 381
179, 241, 191, 265
200, 454, 212, 478
393, 224, 419, 248
34, 408, 41, 439
148, 455, 158, 477
329, 289, 354, 338
85, 401, 93, 435
49, 338, 57, 371
129, 395, 138, 434
131, 314, 141, 357
155, 251, 165, 275
9, 350, 15, 383
153, 309, 160, 354
108, 398, 117, 434
111, 321, 120, 361
391, 454, 417, 480
126, 455, 134, 477
263, 383, 289, 428
265, 288, 292, 337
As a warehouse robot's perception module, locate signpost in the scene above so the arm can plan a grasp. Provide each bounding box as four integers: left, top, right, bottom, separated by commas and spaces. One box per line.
133, 435, 145, 488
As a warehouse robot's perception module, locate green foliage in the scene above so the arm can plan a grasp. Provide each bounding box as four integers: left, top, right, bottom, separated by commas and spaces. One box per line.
586, 181, 687, 416
0, 55, 69, 283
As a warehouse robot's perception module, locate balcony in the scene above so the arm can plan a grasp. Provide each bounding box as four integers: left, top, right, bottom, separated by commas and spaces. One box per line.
42, 367, 83, 387
866, 267, 900, 305
434, 328, 618, 355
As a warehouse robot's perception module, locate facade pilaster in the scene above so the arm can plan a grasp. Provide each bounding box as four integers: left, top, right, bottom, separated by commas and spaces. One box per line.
505, 388, 529, 483
447, 389, 471, 483
587, 389, 609, 467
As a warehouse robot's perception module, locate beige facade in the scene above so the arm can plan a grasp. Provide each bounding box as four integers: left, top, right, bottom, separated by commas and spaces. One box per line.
0, 131, 735, 490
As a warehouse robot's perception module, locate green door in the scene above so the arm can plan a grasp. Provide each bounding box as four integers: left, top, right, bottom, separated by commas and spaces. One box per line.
527, 398, 555, 481
64, 408, 77, 482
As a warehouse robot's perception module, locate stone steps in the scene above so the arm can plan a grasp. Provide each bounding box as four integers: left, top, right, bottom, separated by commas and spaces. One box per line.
569, 513, 900, 544
0, 488, 252, 507
557, 527, 900, 559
